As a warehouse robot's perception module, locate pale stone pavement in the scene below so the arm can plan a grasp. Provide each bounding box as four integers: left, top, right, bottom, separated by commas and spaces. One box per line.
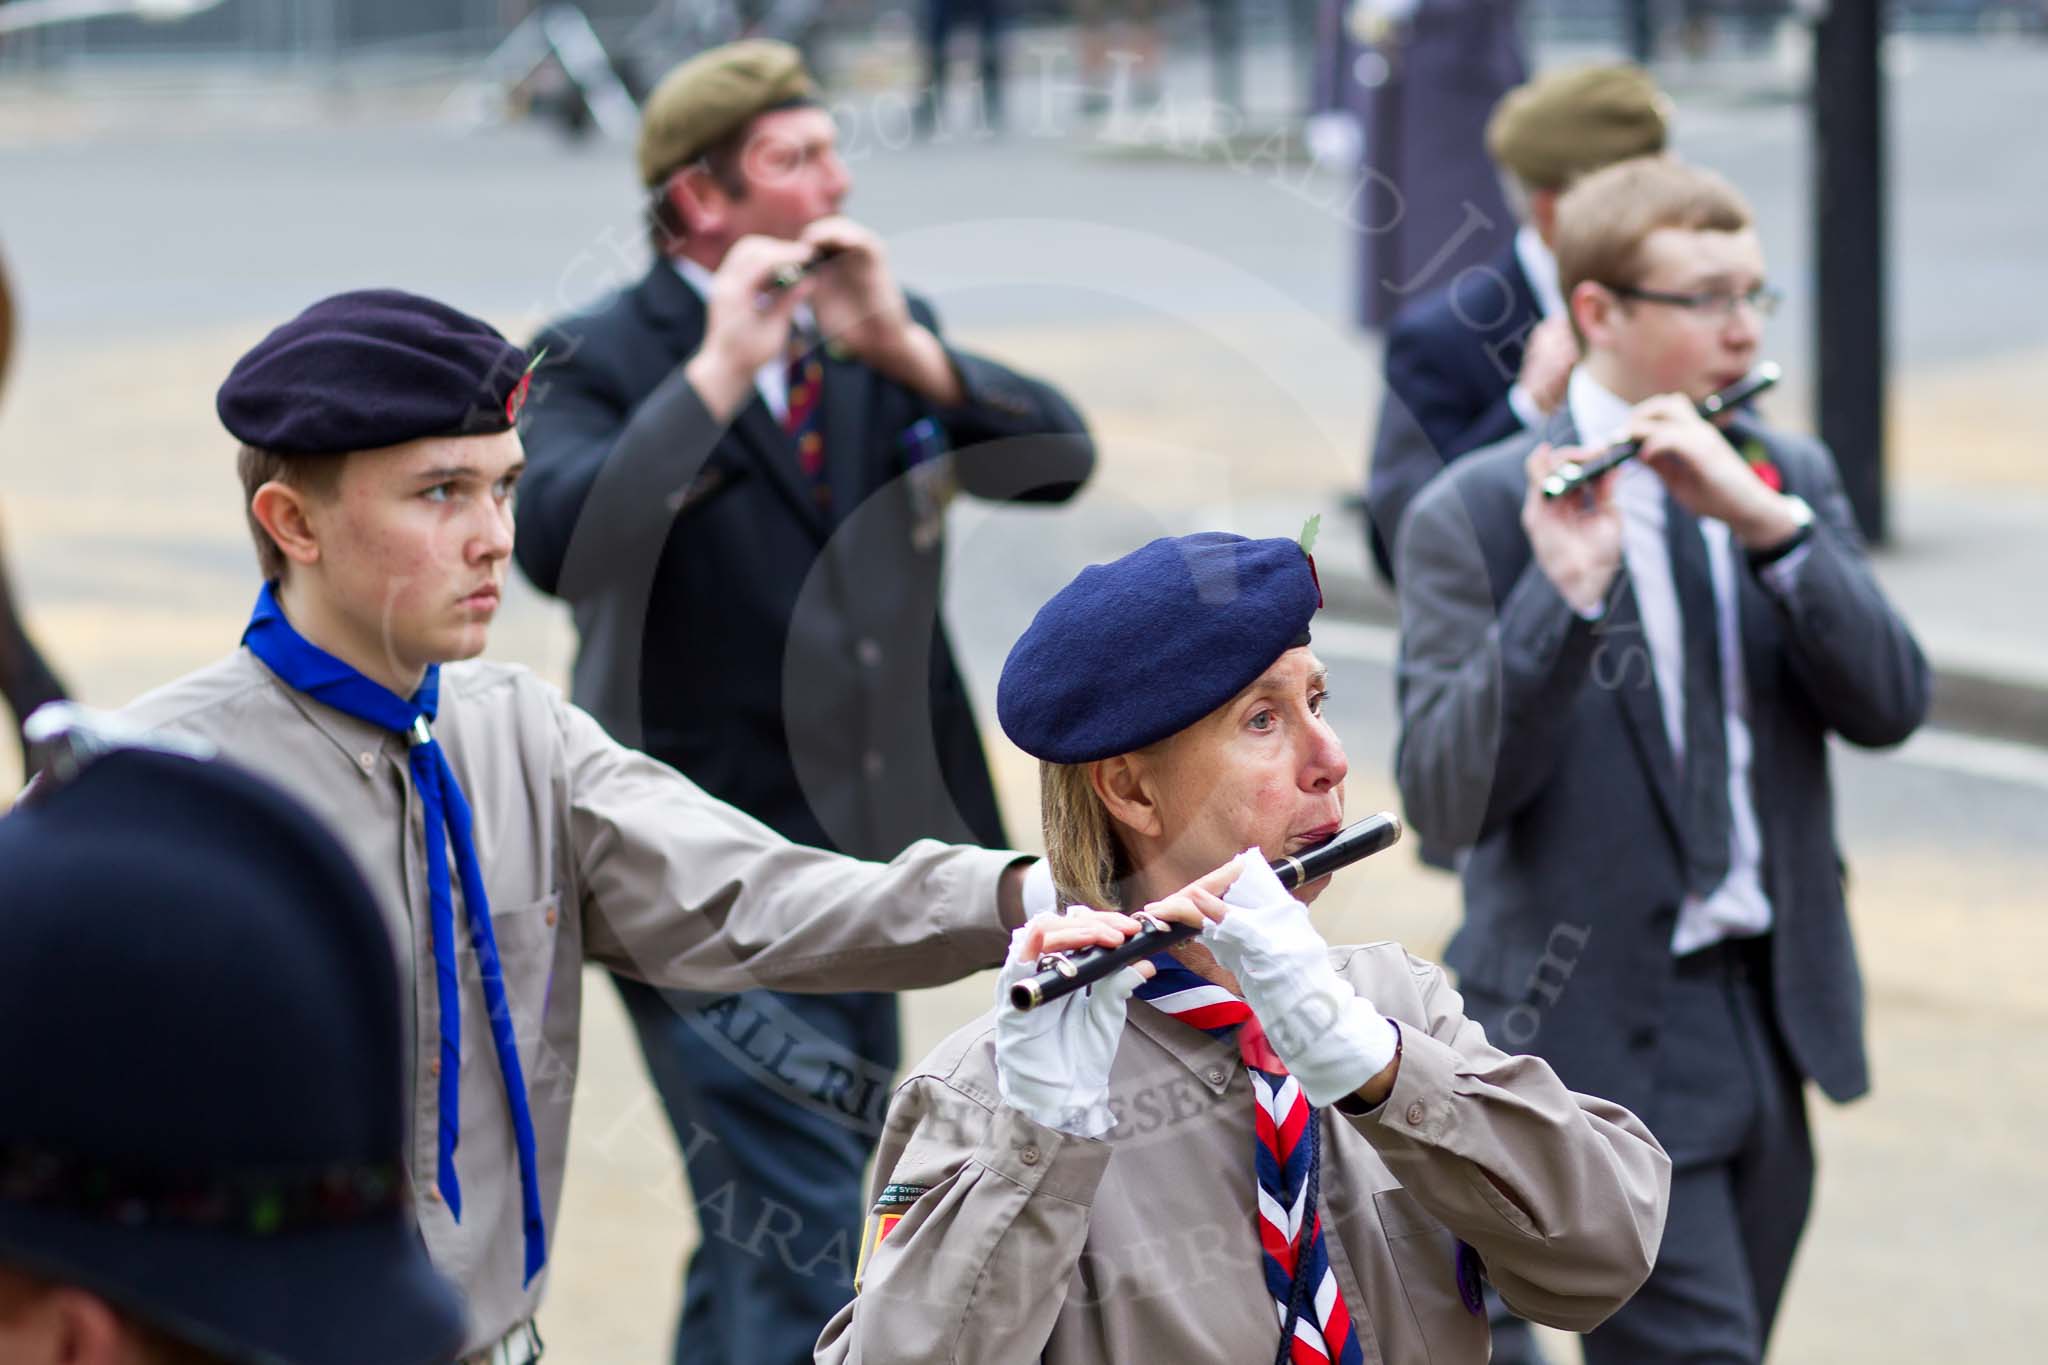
3, 310, 2045, 1361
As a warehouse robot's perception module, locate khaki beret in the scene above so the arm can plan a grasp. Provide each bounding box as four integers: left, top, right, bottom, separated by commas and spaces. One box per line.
636, 39, 818, 187
1485, 64, 1672, 191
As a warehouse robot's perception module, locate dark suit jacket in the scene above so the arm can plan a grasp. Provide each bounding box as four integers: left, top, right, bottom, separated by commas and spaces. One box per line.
1392, 411, 1930, 1119
513, 261, 1095, 861
1365, 242, 1542, 582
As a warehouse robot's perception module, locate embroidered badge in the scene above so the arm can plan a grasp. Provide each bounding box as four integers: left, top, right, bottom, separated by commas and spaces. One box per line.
853, 1210, 907, 1292
1454, 1240, 1486, 1317
504, 347, 547, 425
875, 1181, 930, 1209
852, 1182, 928, 1291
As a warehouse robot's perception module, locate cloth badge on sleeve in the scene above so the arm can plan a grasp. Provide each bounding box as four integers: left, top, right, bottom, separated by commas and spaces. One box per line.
875, 1182, 930, 1209
854, 1182, 929, 1289
854, 1210, 907, 1292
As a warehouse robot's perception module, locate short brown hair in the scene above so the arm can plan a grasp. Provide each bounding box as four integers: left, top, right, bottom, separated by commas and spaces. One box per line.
1554, 155, 1753, 305
647, 125, 752, 254
236, 444, 342, 583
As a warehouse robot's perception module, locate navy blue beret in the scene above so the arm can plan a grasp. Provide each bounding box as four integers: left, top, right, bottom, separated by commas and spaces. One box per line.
218, 288, 534, 456
997, 532, 1323, 763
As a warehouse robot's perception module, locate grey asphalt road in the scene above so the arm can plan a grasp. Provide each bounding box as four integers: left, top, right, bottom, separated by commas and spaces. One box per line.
2, 34, 2043, 377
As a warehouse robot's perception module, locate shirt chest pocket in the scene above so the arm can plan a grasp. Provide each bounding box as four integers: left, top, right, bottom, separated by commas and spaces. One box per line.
1369, 1188, 1490, 1364
477, 891, 563, 1039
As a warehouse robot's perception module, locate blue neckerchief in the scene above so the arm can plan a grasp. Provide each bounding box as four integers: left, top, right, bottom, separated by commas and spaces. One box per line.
243, 583, 545, 1285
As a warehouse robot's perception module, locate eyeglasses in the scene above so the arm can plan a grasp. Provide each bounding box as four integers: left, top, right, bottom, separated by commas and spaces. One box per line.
1609, 282, 1784, 320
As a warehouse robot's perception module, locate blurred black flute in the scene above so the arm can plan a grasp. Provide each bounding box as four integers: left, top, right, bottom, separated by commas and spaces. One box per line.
1541, 361, 1781, 500
1008, 812, 1404, 1012
752, 245, 845, 311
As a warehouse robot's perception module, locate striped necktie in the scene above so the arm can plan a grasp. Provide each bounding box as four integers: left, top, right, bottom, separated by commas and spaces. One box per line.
1137, 957, 1365, 1365
783, 328, 829, 513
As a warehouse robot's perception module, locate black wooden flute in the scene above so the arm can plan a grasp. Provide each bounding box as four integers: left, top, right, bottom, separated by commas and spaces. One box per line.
1007, 812, 1404, 1012
1540, 361, 1781, 500
752, 245, 845, 311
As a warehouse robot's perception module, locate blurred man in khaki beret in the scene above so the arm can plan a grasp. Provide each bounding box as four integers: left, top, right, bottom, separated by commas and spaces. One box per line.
515, 38, 1096, 1365
1364, 63, 1671, 584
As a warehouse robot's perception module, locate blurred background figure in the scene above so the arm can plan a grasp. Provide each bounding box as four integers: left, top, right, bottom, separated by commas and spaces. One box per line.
0, 733, 466, 1365
0, 248, 66, 774
1362, 63, 1670, 581
915, 0, 1008, 133
516, 40, 1096, 1365
1310, 0, 1527, 331
1396, 154, 1930, 1365
1075, 0, 1164, 112
623, 0, 832, 93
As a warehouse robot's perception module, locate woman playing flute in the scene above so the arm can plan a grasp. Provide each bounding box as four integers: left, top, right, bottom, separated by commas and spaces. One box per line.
817, 531, 1671, 1365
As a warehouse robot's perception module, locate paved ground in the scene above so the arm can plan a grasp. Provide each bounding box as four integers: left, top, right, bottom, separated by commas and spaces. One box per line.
2, 28, 2045, 1362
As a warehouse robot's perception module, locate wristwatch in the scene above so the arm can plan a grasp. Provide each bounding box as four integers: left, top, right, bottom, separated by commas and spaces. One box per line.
1745, 495, 1815, 569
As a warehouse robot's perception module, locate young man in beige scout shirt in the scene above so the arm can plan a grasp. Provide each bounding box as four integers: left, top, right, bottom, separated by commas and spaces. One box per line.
819, 533, 1670, 1364
116, 290, 1042, 1365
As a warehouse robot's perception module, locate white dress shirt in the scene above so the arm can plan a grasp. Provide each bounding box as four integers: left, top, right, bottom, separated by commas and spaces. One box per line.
1566, 368, 1775, 955
673, 256, 811, 424
1506, 227, 1566, 431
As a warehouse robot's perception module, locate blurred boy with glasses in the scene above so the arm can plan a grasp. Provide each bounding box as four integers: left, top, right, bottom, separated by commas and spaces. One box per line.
1393, 155, 1928, 1363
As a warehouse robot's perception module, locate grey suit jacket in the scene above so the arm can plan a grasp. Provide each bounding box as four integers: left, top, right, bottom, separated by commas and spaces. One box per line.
1392, 413, 1929, 1117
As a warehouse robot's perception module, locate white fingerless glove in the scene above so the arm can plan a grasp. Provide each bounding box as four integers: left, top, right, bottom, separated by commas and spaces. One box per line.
1021, 857, 1057, 919
993, 915, 1142, 1138
1204, 850, 1400, 1107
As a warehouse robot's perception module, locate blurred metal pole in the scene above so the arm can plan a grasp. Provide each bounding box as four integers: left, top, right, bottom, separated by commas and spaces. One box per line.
1626, 0, 1656, 64
1811, 0, 1887, 543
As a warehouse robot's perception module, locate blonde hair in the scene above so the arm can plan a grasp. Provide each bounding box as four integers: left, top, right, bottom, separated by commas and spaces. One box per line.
1039, 760, 1129, 912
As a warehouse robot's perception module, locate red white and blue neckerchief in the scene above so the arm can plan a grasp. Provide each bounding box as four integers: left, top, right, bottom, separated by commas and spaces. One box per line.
1137, 955, 1364, 1365
243, 583, 546, 1285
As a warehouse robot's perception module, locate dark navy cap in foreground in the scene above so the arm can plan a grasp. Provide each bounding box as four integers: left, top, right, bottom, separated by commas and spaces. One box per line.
0, 742, 467, 1365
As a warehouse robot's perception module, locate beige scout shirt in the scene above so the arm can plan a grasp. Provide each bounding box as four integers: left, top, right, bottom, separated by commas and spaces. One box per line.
819, 944, 1670, 1364
121, 649, 1018, 1355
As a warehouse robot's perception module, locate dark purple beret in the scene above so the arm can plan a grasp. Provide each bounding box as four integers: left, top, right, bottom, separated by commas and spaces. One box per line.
997, 533, 1323, 764
217, 289, 534, 456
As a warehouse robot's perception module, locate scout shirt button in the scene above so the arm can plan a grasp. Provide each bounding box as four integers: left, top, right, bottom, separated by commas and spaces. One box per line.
1205, 1067, 1227, 1087
1405, 1102, 1426, 1127
1019, 1145, 1041, 1167
358, 752, 375, 770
